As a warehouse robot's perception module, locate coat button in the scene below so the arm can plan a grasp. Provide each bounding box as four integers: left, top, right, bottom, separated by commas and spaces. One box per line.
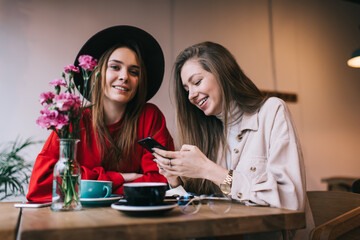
236, 134, 243, 141
250, 166, 256, 172
237, 192, 243, 198
234, 148, 239, 154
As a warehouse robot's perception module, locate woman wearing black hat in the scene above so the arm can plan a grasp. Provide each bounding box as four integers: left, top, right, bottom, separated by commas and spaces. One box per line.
27, 26, 174, 201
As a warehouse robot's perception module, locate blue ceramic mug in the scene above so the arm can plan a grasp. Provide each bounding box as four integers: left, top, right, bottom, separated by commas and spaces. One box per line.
80, 180, 112, 198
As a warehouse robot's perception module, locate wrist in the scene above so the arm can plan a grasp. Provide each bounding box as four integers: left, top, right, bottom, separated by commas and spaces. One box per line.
168, 176, 183, 188
204, 160, 229, 185
203, 158, 217, 181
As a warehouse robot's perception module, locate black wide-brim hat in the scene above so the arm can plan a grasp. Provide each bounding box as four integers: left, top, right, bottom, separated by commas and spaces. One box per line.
73, 25, 164, 101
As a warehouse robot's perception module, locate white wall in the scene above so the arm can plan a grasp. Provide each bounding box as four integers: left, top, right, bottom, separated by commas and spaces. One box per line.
1, 0, 360, 201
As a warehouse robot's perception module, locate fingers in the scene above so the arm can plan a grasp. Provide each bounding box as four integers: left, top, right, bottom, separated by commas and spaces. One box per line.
180, 144, 197, 151
154, 153, 179, 174
158, 166, 180, 187
153, 151, 178, 168
153, 152, 169, 166
152, 148, 177, 159
157, 161, 178, 177
158, 165, 165, 174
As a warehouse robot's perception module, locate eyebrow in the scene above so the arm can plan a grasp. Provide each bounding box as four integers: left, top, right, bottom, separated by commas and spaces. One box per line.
108, 59, 140, 69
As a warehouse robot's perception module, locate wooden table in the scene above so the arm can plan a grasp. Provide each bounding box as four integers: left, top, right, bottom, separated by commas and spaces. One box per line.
0, 202, 21, 240
18, 202, 305, 240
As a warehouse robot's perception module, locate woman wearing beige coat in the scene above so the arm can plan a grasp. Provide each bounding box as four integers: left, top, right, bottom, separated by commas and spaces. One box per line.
153, 42, 305, 213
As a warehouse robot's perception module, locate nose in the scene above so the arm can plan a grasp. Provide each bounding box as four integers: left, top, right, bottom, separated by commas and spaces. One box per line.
119, 69, 128, 82
188, 87, 198, 101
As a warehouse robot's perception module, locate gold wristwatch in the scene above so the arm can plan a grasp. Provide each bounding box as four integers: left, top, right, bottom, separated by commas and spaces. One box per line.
220, 170, 233, 195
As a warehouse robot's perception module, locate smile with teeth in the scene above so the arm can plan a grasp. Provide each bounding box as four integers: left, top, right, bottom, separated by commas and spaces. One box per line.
113, 86, 129, 91
198, 97, 208, 106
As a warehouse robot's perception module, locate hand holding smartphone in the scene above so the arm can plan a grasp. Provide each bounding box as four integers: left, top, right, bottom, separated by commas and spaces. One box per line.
137, 137, 168, 153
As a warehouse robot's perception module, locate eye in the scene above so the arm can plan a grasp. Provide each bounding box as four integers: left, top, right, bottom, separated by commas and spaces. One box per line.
194, 79, 202, 86
129, 69, 139, 77
109, 65, 120, 70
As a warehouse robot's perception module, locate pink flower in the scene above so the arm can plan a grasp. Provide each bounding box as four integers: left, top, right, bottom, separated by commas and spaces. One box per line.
54, 93, 81, 112
78, 55, 97, 71
37, 54, 97, 138
50, 78, 67, 87
39, 91, 55, 105
64, 64, 80, 73
52, 113, 69, 130
36, 106, 69, 130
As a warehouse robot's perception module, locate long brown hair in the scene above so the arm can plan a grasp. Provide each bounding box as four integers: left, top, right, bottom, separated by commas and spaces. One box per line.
173, 41, 267, 194
88, 42, 147, 171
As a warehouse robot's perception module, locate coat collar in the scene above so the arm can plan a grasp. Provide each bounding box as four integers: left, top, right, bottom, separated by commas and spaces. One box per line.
240, 109, 259, 132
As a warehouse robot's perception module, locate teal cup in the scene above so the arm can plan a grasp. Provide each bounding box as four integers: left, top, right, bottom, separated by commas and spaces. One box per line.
80, 180, 112, 198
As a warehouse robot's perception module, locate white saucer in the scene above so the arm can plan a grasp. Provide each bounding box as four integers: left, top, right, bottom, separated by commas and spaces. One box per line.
80, 195, 122, 206
111, 201, 178, 216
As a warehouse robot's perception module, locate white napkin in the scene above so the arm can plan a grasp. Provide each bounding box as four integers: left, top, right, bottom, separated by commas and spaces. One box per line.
165, 185, 188, 197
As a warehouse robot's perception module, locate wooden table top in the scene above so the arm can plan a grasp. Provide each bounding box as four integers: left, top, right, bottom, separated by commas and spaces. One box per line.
0, 202, 21, 240
19, 202, 305, 240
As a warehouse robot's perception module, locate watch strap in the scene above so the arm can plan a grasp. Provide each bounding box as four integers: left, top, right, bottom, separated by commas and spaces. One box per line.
223, 170, 233, 186
220, 170, 233, 195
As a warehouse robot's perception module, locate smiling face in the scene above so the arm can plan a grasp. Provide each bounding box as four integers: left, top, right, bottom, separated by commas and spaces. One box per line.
181, 59, 223, 116
104, 47, 140, 108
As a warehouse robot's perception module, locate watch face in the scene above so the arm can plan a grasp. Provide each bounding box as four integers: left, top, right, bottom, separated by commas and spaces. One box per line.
220, 183, 231, 195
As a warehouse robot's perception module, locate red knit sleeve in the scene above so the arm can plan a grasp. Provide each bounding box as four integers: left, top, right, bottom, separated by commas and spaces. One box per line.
26, 131, 59, 202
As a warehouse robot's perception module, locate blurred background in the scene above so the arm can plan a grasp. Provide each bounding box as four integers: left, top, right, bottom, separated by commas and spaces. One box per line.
1, 0, 360, 201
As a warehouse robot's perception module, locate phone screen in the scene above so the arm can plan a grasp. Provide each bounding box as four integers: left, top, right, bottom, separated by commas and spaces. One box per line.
138, 137, 168, 153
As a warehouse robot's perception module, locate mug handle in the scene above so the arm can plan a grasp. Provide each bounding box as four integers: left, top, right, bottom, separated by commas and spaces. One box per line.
103, 185, 112, 198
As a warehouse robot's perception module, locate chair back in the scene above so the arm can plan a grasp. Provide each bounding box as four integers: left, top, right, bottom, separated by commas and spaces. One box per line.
307, 191, 360, 227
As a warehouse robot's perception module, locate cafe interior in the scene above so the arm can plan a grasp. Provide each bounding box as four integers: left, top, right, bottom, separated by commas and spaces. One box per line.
0, 0, 360, 239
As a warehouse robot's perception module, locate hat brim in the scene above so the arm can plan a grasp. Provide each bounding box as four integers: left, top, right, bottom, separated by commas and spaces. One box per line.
73, 25, 164, 101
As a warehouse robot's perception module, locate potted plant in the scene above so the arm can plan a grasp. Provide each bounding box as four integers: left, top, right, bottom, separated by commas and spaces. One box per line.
0, 138, 38, 201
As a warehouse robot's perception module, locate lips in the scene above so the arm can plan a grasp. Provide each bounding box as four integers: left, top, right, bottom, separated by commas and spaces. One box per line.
113, 85, 129, 91
197, 97, 208, 107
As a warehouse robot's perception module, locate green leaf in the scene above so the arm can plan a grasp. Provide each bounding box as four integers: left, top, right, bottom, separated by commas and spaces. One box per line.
0, 137, 40, 200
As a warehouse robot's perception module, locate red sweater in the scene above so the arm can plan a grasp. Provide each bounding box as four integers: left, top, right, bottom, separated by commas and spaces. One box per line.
27, 103, 174, 202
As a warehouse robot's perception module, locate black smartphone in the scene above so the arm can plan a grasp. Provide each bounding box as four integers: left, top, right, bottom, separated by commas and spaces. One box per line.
137, 137, 168, 153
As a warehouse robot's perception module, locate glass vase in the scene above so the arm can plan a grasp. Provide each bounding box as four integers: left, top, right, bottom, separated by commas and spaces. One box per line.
51, 139, 82, 211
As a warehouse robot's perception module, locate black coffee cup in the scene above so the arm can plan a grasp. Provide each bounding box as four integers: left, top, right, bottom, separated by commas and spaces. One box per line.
123, 182, 167, 206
